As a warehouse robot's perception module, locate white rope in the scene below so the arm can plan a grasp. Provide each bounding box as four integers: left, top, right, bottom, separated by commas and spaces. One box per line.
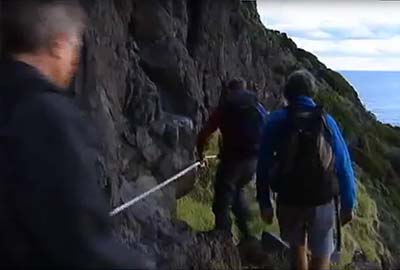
204, 154, 218, 160
110, 155, 217, 217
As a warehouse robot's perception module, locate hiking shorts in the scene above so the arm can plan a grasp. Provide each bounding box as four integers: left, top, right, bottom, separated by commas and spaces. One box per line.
277, 201, 335, 258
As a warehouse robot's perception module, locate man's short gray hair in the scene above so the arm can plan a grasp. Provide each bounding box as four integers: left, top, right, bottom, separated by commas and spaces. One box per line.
284, 69, 317, 100
1, 0, 87, 55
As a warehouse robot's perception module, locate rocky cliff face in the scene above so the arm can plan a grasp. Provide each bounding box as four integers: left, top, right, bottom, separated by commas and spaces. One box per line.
3, 0, 399, 268
74, 0, 250, 268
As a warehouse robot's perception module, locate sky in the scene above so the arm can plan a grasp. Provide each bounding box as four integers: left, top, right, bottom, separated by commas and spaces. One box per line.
257, 0, 400, 71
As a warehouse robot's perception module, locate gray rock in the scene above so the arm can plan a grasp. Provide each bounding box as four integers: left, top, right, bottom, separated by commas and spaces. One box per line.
136, 127, 162, 163
164, 123, 179, 148
345, 250, 383, 270
261, 232, 290, 256
150, 120, 166, 137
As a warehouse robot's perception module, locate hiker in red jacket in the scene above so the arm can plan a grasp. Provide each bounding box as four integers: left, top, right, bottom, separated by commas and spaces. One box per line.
197, 78, 268, 238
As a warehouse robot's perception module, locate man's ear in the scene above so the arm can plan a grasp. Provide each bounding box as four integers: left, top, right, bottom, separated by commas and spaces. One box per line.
49, 33, 69, 59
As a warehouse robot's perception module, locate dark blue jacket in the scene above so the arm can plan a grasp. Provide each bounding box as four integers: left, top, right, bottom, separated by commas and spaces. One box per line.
256, 96, 357, 210
0, 59, 152, 269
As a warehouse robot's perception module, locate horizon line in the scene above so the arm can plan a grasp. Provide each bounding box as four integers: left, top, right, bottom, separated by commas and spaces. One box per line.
337, 69, 400, 72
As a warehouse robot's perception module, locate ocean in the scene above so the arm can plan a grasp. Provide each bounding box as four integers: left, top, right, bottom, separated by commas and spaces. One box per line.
340, 71, 400, 127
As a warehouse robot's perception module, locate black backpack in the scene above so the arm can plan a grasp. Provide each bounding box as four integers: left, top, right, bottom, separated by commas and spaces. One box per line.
220, 91, 267, 154
269, 106, 338, 206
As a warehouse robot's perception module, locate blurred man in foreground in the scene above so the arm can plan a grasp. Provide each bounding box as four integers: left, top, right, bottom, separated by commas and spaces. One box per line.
0, 1, 153, 268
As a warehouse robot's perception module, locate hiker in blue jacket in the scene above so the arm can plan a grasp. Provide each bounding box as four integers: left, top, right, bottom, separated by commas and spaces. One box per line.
257, 70, 357, 270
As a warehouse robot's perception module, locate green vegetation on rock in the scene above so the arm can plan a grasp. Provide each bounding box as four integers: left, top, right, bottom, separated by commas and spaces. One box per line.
177, 196, 214, 232
341, 179, 383, 266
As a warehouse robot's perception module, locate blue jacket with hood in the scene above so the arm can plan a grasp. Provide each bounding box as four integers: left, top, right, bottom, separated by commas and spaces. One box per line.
256, 96, 357, 210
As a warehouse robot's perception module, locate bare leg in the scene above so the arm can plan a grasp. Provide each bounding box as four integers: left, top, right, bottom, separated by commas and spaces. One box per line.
309, 256, 330, 270
290, 245, 308, 270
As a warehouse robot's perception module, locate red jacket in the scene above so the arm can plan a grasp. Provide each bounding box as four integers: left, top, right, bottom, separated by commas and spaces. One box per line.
197, 89, 267, 160
197, 108, 222, 158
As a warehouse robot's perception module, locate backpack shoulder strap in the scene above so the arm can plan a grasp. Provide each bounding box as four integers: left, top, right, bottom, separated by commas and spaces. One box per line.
319, 107, 334, 140
256, 102, 269, 120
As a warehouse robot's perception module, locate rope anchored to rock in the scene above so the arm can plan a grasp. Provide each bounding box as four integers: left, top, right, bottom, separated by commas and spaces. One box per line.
109, 155, 218, 217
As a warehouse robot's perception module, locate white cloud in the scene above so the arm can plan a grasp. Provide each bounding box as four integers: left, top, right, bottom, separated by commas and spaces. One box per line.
257, 0, 400, 70
345, 26, 376, 39
292, 36, 400, 57
258, 0, 400, 30
320, 56, 400, 71
307, 30, 333, 40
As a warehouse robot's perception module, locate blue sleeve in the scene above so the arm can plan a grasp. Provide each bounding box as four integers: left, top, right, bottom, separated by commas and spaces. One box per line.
326, 115, 357, 210
256, 111, 283, 209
